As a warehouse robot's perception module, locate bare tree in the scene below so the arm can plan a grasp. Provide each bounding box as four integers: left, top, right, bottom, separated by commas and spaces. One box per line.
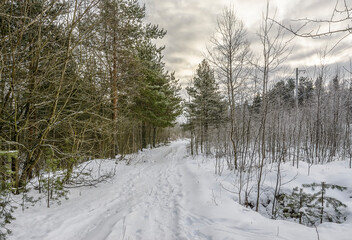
273, 0, 352, 52
207, 6, 251, 170
287, 1, 352, 36
254, 1, 291, 212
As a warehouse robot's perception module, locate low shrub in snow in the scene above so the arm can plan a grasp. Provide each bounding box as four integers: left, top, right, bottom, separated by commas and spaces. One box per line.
277, 182, 347, 226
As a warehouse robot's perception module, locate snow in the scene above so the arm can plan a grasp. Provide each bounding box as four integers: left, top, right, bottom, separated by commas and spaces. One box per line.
7, 139, 352, 240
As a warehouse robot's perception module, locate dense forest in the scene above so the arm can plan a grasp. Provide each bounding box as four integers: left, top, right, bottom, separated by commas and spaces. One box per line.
0, 0, 182, 237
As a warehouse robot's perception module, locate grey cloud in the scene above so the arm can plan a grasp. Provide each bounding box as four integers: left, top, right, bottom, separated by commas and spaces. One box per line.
140, 0, 351, 88
142, 0, 224, 83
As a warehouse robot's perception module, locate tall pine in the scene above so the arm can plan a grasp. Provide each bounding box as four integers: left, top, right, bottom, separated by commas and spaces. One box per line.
186, 59, 226, 155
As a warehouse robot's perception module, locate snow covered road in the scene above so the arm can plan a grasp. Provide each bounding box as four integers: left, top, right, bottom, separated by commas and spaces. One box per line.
8, 140, 352, 240
10, 140, 203, 240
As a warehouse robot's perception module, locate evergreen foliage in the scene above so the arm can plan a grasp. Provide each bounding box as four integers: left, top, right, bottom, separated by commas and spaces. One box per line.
0, 189, 15, 239
267, 79, 295, 107
278, 182, 347, 226
0, 0, 181, 236
0, 152, 17, 239
298, 77, 314, 105
186, 59, 227, 155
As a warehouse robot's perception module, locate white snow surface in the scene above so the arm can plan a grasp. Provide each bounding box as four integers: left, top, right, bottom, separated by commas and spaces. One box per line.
8, 139, 352, 240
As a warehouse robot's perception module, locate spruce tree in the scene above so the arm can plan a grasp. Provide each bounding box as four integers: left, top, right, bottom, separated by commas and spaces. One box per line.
302, 182, 347, 224
278, 182, 347, 226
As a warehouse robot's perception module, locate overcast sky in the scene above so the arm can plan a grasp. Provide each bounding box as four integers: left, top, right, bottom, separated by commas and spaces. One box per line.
141, 0, 352, 87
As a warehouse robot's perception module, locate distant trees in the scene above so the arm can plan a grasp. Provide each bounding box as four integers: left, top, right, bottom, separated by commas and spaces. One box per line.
267, 79, 295, 107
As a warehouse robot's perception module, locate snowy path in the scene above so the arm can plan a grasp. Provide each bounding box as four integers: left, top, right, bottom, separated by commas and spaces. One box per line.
10, 140, 207, 240
8, 140, 352, 240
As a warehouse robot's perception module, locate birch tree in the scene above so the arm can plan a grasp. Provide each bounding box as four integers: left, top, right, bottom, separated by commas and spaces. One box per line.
207, 7, 250, 170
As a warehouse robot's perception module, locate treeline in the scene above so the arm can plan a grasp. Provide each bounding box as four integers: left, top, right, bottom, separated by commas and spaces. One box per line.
185, 6, 352, 218
187, 60, 352, 170
0, 0, 181, 195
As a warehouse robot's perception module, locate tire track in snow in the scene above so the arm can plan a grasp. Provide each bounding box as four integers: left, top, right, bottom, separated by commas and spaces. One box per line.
9, 140, 196, 240
80, 140, 189, 240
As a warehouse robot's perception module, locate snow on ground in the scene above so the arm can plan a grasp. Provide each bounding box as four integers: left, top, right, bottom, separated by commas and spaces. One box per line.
8, 139, 352, 240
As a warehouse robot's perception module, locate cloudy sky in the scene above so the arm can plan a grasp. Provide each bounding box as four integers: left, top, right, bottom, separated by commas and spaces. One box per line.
141, 0, 352, 86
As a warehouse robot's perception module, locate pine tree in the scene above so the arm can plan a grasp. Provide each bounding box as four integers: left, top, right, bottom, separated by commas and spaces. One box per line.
250, 93, 262, 114
298, 77, 314, 105
186, 59, 226, 155
267, 79, 295, 107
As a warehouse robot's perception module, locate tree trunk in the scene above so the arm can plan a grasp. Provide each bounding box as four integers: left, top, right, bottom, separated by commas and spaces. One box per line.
141, 122, 147, 149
